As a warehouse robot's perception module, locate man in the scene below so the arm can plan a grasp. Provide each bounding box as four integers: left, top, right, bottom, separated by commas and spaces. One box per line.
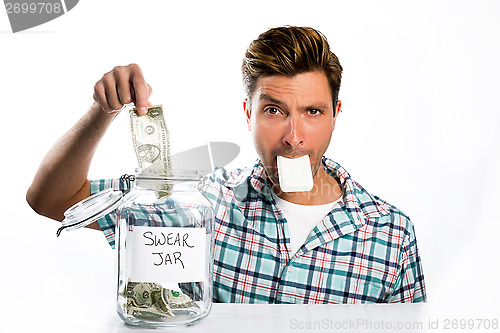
27, 26, 426, 303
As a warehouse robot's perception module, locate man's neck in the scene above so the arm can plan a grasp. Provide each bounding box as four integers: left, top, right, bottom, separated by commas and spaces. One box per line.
274, 167, 343, 205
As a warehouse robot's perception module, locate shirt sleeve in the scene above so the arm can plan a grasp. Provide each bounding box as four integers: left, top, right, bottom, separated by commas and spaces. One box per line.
389, 222, 427, 303
90, 178, 126, 249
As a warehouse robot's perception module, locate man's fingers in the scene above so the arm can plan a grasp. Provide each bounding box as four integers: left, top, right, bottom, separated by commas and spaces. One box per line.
93, 63, 151, 115
129, 64, 150, 116
102, 73, 122, 111
136, 84, 154, 114
93, 80, 113, 113
114, 66, 133, 106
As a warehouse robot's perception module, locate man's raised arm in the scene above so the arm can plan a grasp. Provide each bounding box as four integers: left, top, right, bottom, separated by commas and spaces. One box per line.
26, 64, 151, 229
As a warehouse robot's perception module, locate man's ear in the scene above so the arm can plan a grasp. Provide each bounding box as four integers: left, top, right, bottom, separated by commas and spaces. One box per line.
244, 99, 251, 131
332, 100, 342, 130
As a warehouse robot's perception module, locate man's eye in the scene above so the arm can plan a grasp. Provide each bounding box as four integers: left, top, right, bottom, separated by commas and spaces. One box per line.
264, 107, 280, 115
307, 109, 323, 116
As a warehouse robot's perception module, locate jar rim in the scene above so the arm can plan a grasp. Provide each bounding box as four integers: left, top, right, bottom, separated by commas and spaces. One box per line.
135, 168, 204, 182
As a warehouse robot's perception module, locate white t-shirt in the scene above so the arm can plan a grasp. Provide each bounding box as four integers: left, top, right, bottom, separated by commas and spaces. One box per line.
273, 193, 343, 256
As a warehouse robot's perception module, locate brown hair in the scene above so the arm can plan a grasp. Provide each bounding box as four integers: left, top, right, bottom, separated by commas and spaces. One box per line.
242, 26, 343, 112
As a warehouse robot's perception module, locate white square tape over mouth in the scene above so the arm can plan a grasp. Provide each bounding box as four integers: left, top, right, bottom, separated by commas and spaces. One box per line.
276, 155, 314, 192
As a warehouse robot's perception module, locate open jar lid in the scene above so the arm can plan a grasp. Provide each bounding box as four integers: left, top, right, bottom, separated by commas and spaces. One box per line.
56, 188, 123, 236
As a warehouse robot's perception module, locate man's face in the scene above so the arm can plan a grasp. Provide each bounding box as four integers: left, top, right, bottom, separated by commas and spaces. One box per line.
244, 71, 340, 187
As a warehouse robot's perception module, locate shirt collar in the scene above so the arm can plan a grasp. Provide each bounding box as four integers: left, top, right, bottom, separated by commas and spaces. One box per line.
221, 159, 267, 190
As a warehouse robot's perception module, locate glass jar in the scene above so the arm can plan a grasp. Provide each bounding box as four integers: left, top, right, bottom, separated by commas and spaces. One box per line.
116, 170, 214, 328
58, 169, 214, 328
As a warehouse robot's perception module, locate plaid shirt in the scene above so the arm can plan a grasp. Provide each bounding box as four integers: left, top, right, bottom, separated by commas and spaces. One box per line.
91, 157, 426, 304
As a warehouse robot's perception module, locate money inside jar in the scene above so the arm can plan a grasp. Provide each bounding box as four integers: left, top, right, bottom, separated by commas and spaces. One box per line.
122, 280, 199, 319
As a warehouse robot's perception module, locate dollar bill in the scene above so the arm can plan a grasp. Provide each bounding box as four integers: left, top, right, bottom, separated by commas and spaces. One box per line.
162, 288, 199, 309
129, 105, 172, 177
151, 289, 175, 316
128, 305, 174, 319
123, 280, 199, 320
130, 282, 159, 307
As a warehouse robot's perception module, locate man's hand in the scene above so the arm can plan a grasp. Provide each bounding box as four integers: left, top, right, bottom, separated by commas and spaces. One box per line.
93, 63, 152, 116
27, 63, 153, 226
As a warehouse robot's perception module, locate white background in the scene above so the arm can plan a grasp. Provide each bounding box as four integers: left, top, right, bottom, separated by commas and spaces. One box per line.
1, 0, 499, 332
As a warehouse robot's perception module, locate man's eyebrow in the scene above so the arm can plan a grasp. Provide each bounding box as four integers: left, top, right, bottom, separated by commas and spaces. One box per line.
259, 94, 284, 105
304, 103, 332, 110
258, 94, 332, 111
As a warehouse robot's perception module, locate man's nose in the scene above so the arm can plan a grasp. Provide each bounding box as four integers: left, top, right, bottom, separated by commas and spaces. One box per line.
282, 116, 305, 149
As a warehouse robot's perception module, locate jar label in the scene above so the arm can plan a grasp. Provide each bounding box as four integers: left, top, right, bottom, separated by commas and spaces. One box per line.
127, 226, 207, 283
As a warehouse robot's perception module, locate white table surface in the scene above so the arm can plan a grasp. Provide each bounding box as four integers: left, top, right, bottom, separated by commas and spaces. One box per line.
5, 297, 497, 333
106, 303, 500, 333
